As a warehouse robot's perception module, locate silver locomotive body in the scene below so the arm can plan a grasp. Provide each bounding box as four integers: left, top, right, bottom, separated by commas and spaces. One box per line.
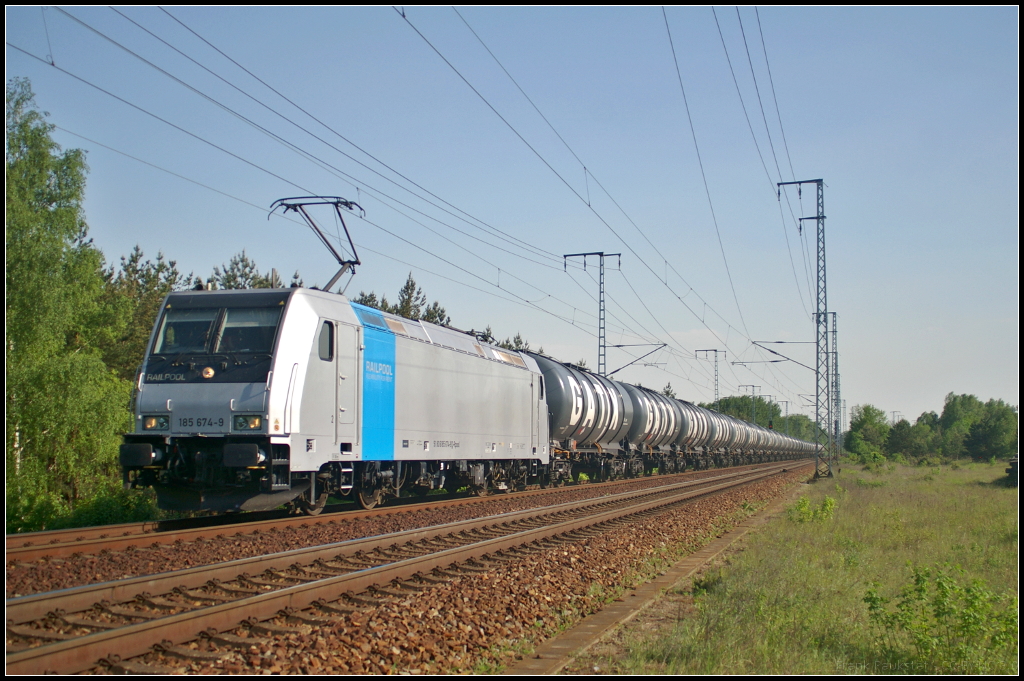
121, 288, 548, 512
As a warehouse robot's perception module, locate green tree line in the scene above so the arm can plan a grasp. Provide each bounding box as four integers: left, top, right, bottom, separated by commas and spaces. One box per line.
844, 394, 1017, 464
353, 272, 450, 326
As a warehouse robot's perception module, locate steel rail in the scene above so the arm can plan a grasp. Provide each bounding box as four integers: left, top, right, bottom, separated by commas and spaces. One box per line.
6, 465, 778, 624
5, 463, 777, 561
6, 463, 804, 674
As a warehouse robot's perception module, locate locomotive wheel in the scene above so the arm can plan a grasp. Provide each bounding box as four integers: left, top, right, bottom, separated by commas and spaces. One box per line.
357, 462, 385, 509
299, 488, 329, 516
358, 487, 383, 510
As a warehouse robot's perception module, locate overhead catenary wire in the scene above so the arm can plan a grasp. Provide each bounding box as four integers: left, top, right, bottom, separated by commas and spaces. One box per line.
454, 7, 760, 344
678, 7, 814, 364
710, 6, 776, 196
7, 41, 317, 196
755, 7, 798, 186
444, 7, 811, 405
78, 6, 643, 324
11, 12, 812, 404
661, 6, 750, 338
10, 36, 616, 346
9, 41, 606, 340
50, 119, 617, 351
736, 7, 784, 184
59, 6, 570, 274
736, 7, 811, 316
48, 115, 683, 392
154, 6, 561, 267
399, 9, 784, 392
50, 123, 540, 320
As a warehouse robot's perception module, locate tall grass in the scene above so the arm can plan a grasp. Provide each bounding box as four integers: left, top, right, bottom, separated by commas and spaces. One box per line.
621, 463, 1017, 675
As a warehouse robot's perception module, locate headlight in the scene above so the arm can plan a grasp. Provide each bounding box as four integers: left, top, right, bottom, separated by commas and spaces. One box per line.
233, 415, 263, 431
143, 415, 169, 431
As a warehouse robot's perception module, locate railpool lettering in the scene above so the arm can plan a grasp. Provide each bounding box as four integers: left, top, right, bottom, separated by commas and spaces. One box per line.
365, 360, 394, 381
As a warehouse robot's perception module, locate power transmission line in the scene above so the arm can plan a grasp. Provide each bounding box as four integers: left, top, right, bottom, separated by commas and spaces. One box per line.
755, 7, 798, 183
710, 6, 775, 193
457, 6, 763, 350
53, 5, 644, 337
12, 13, 811, 403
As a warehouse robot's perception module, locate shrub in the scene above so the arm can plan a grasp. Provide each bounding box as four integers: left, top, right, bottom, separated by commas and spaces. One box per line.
788, 495, 836, 523
864, 564, 1018, 674
5, 478, 160, 534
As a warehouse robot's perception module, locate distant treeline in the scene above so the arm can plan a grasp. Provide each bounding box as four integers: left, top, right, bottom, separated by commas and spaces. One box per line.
686, 389, 1018, 464
844, 396, 1018, 464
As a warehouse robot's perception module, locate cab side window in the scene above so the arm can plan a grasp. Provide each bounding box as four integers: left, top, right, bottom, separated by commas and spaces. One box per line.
318, 321, 334, 361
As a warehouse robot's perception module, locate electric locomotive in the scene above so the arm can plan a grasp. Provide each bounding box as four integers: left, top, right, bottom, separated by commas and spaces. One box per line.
120, 287, 549, 513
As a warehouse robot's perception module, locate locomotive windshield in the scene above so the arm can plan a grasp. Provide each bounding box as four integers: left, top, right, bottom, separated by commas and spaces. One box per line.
215, 308, 281, 354
153, 307, 282, 356
154, 309, 219, 354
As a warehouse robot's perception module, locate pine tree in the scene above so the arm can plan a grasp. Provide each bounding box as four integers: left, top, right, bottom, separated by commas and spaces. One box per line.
208, 250, 272, 289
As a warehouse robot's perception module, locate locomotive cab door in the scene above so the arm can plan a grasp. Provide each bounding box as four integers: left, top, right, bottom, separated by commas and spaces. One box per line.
307, 321, 338, 433
335, 323, 359, 445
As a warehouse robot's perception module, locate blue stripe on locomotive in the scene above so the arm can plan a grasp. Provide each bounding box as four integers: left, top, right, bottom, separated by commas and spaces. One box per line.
352, 305, 396, 461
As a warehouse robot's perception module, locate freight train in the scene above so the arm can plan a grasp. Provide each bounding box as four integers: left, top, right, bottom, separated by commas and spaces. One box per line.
120, 286, 814, 514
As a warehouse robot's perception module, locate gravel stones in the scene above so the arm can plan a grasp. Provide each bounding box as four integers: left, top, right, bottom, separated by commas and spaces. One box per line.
168, 469, 806, 675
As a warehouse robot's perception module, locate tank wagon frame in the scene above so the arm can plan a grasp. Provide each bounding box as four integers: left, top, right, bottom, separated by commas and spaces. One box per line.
121, 287, 813, 514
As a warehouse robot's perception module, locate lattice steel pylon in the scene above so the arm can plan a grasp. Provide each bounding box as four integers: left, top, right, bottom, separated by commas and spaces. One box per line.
564, 252, 620, 376
696, 350, 725, 410
831, 312, 841, 461
779, 179, 832, 477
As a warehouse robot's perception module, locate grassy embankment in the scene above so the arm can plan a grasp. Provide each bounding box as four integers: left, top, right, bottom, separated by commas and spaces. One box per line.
619, 461, 1018, 675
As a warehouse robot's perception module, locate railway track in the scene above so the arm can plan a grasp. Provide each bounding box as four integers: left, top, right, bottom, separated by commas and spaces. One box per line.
6, 464, 775, 563
6, 462, 801, 674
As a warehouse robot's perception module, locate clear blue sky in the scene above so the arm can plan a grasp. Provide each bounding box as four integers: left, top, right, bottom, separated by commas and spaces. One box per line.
7, 6, 1018, 424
